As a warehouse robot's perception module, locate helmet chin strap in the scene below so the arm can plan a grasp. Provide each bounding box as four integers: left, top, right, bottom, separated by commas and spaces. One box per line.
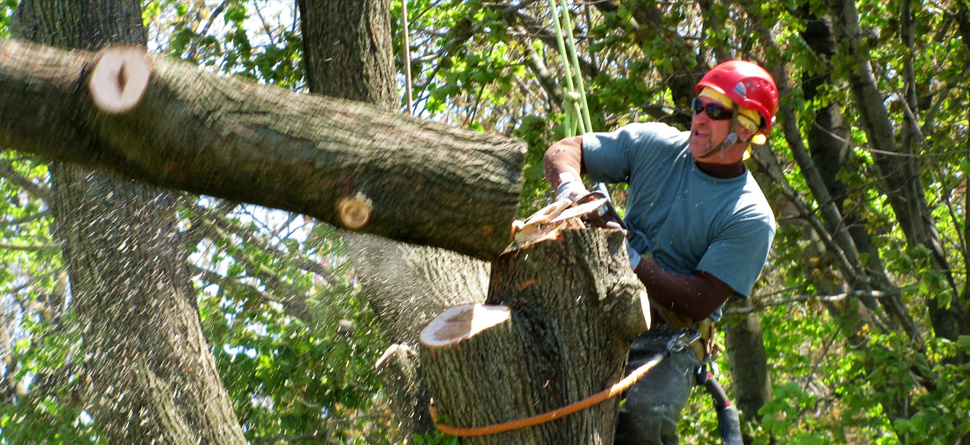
698, 108, 745, 160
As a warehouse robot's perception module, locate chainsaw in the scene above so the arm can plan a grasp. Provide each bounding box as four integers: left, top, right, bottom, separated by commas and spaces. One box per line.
512, 185, 627, 246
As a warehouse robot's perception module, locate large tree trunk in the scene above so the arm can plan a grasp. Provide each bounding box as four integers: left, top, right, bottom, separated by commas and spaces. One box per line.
420, 229, 649, 444
11, 1, 246, 443
297, 0, 492, 438
0, 38, 526, 261
722, 312, 771, 425
299, 0, 397, 111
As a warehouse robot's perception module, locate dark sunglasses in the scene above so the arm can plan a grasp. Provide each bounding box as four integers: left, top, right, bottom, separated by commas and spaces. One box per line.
691, 98, 733, 121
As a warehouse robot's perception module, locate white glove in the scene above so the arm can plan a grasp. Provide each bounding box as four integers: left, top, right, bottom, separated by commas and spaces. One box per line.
625, 238, 643, 269
556, 180, 588, 203
625, 230, 653, 269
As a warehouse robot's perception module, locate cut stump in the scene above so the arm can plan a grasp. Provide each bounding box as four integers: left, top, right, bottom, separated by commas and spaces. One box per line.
420, 228, 649, 444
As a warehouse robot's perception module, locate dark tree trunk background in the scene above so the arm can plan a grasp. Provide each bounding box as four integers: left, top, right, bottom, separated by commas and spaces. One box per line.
11, 1, 246, 443
297, 0, 492, 438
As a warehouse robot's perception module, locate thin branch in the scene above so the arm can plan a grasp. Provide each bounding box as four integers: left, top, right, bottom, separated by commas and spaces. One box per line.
252, 1, 277, 46
0, 160, 51, 203
186, 199, 338, 285
0, 242, 61, 252
803, 326, 841, 393
0, 210, 50, 227
186, 0, 230, 61
724, 289, 890, 315
192, 265, 311, 323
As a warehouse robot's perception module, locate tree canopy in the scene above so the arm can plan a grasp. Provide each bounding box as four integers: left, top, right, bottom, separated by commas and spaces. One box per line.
1, 0, 969, 443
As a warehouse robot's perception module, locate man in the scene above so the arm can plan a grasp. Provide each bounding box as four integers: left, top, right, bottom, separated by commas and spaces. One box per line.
543, 60, 778, 444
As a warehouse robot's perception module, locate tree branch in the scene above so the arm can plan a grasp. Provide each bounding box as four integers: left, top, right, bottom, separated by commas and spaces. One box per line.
0, 39, 525, 260
0, 160, 52, 203
192, 265, 311, 323
186, 199, 339, 285
0, 210, 50, 227
724, 289, 891, 315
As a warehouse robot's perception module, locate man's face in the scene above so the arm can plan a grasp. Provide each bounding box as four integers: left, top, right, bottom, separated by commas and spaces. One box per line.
688, 98, 747, 164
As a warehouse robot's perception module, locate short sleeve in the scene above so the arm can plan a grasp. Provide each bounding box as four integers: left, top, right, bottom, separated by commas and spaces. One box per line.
695, 215, 774, 299
581, 127, 638, 184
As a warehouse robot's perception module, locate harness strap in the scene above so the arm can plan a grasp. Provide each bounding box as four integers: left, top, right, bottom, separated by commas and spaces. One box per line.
651, 304, 720, 361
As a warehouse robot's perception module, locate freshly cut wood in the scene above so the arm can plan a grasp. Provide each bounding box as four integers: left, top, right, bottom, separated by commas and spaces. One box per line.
419, 304, 511, 348
88, 46, 151, 114
0, 39, 526, 260
420, 228, 649, 444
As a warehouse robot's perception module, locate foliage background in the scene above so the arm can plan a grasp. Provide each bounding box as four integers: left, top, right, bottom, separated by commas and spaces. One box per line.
1, 0, 969, 443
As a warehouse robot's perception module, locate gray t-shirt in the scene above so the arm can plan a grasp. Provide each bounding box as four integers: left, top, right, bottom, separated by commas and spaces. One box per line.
582, 122, 774, 305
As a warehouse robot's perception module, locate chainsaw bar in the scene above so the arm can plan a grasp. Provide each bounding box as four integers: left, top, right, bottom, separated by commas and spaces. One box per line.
512, 196, 614, 246
549, 197, 610, 224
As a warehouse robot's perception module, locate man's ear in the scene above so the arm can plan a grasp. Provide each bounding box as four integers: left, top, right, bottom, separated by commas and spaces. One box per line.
735, 124, 755, 143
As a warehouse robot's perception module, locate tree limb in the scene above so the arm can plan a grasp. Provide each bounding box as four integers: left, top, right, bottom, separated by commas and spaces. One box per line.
0, 38, 526, 260
0, 160, 52, 203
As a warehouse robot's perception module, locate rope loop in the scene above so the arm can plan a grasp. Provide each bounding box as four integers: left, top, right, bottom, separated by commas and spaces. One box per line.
430, 354, 664, 437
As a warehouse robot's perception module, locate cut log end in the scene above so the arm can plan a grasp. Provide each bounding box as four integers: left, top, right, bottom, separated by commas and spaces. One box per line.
419, 304, 510, 348
88, 46, 151, 115
638, 289, 651, 332
337, 193, 372, 229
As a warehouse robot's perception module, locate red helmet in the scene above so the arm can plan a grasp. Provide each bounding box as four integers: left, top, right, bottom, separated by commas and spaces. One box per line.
695, 60, 778, 133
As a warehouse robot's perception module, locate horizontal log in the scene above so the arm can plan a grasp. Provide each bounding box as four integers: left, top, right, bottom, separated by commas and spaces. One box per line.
0, 39, 526, 260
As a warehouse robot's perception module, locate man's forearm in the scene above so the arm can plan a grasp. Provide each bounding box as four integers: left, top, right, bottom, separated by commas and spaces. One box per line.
543, 135, 584, 189
632, 258, 733, 321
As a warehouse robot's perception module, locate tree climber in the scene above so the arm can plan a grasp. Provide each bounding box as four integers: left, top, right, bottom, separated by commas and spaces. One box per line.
543, 60, 778, 445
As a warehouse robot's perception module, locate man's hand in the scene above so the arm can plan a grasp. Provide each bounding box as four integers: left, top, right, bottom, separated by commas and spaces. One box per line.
625, 228, 653, 269
556, 179, 588, 203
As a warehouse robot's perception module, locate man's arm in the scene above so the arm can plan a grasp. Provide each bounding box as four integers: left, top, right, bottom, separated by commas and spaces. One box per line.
543, 135, 584, 191
632, 259, 734, 321
546, 134, 733, 321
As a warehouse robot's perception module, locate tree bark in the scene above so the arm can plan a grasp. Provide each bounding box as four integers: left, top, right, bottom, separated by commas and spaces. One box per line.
296, 0, 498, 439
11, 1, 247, 443
722, 311, 771, 424
299, 0, 397, 111
420, 229, 649, 444
0, 38, 526, 261
346, 234, 490, 436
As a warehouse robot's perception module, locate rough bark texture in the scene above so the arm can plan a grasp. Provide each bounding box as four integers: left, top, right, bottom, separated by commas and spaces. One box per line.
421, 229, 649, 444
0, 38, 526, 261
299, 0, 397, 110
346, 234, 489, 436
11, 2, 247, 443
723, 311, 771, 423
296, 0, 496, 439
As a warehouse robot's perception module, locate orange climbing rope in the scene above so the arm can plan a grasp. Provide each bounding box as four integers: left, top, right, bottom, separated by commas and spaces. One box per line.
429, 354, 664, 437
